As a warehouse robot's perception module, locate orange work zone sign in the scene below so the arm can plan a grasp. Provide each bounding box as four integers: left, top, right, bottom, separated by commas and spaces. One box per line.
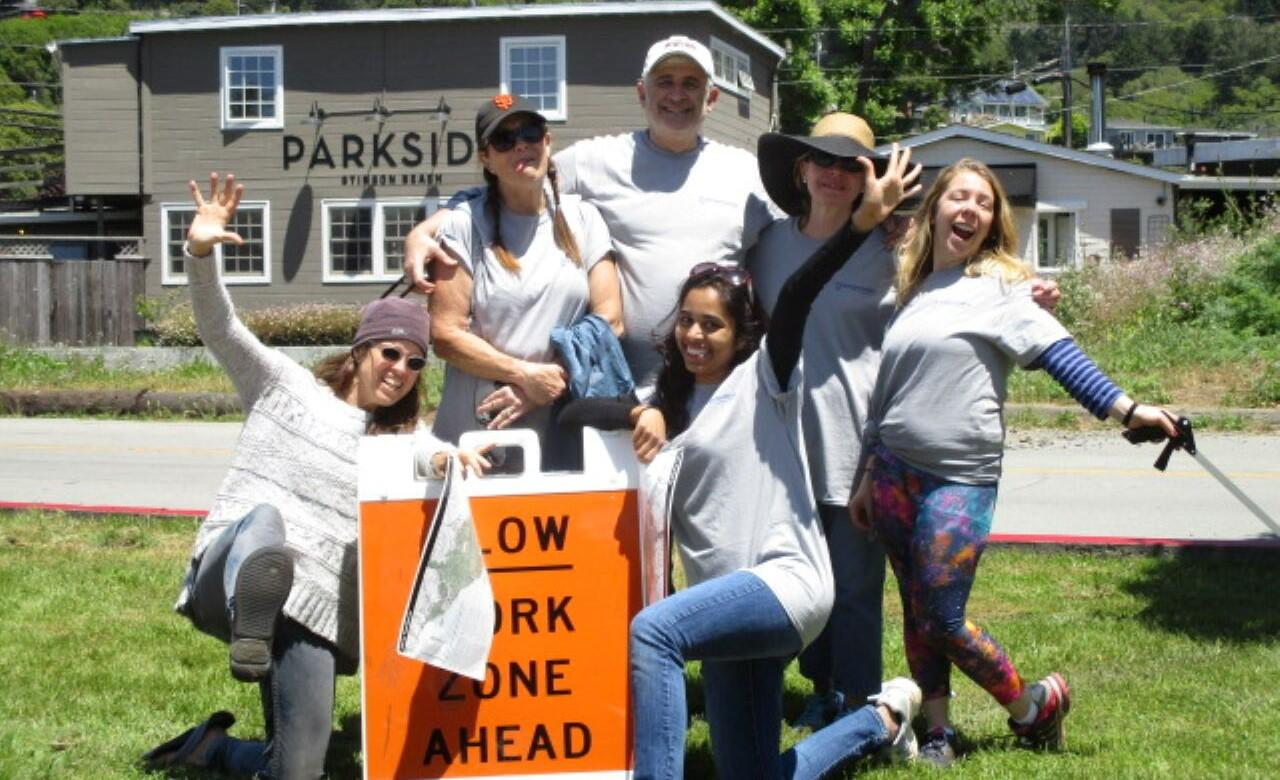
358, 430, 641, 779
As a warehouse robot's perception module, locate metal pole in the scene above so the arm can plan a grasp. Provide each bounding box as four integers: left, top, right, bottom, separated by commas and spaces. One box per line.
1062, 8, 1072, 148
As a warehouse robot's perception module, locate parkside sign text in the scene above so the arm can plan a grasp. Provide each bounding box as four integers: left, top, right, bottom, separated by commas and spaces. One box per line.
282, 131, 475, 171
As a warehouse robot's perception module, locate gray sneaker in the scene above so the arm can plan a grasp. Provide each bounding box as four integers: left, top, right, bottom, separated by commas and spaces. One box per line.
868, 677, 922, 763
794, 690, 845, 730
920, 727, 958, 768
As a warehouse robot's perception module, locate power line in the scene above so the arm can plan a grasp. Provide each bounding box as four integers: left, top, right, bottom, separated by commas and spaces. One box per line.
760, 14, 1280, 36
1040, 52, 1280, 119
782, 61, 1243, 82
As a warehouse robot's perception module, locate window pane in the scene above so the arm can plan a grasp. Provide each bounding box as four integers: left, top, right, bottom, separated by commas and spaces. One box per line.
1038, 217, 1050, 268
382, 204, 428, 272
508, 42, 560, 114
224, 207, 265, 276
225, 48, 278, 124
329, 206, 373, 275
1054, 213, 1072, 266
167, 210, 194, 278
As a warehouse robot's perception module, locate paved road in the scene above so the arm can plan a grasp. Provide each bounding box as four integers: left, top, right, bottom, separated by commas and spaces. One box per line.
2, 418, 1277, 544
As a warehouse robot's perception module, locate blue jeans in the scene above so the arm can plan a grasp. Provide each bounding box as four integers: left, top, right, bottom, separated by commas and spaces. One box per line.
797, 504, 885, 704
629, 570, 890, 780
188, 504, 336, 779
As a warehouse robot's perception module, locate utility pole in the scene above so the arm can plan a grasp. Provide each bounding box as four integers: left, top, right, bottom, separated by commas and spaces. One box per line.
1061, 7, 1072, 148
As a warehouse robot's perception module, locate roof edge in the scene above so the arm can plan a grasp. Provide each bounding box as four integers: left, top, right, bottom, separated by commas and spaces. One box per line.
127, 1, 785, 60
890, 124, 1185, 184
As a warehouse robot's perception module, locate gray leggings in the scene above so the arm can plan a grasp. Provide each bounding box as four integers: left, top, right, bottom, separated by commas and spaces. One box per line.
189, 503, 336, 779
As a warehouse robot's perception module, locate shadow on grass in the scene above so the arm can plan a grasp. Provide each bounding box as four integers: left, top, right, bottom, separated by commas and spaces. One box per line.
1121, 547, 1280, 642
328, 713, 363, 779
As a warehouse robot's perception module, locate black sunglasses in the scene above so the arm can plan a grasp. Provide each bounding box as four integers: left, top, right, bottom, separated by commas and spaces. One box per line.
689, 261, 755, 304
806, 150, 861, 173
487, 120, 547, 153
379, 345, 427, 372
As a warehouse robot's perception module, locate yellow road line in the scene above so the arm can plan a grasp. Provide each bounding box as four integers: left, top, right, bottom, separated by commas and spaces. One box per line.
1004, 466, 1277, 480
1, 442, 234, 457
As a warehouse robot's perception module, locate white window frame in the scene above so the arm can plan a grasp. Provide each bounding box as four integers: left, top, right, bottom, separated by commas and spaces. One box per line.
500, 35, 567, 122
709, 36, 753, 96
220, 45, 284, 131
1033, 202, 1082, 272
160, 201, 272, 286
322, 198, 437, 284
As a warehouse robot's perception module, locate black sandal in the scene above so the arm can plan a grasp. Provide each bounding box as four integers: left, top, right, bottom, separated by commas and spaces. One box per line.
140, 710, 235, 770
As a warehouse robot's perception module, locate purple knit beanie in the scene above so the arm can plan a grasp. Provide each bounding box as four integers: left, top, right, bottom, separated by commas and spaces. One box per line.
352, 298, 430, 357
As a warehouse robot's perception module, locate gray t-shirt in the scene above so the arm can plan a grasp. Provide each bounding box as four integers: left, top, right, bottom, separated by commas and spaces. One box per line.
665, 342, 834, 647
746, 221, 896, 506
555, 131, 780, 388
432, 192, 611, 447
869, 268, 1070, 484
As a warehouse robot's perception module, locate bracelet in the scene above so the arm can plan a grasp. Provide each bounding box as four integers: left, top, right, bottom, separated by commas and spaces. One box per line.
1121, 402, 1139, 427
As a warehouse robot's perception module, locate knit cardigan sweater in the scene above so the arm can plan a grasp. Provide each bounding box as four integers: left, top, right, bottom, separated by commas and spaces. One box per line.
175, 250, 445, 668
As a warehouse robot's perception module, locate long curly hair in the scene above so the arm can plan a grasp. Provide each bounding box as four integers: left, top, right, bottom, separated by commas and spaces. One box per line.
312, 346, 421, 434
650, 272, 768, 436
895, 158, 1029, 306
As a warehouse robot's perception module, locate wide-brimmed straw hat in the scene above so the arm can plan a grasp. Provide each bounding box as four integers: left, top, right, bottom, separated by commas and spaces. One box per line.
757, 112, 886, 216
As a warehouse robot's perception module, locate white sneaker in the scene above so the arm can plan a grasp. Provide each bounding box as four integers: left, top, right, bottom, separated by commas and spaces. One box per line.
867, 677, 922, 763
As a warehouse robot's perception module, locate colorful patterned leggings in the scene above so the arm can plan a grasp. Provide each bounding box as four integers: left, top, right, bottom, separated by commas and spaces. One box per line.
868, 446, 1025, 706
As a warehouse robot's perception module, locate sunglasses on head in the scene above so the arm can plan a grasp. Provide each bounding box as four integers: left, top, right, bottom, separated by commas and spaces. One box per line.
689, 261, 755, 304
806, 150, 861, 173
379, 346, 426, 372
487, 120, 547, 153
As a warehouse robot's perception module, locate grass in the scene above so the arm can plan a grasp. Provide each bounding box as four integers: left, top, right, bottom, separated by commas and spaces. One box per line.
0, 345, 237, 395
0, 345, 447, 422
3, 510, 1278, 778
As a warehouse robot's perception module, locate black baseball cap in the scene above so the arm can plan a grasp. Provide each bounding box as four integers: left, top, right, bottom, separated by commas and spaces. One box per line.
475, 93, 545, 144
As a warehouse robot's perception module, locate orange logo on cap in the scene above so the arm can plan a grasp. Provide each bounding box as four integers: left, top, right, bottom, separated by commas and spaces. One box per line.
492, 94, 514, 110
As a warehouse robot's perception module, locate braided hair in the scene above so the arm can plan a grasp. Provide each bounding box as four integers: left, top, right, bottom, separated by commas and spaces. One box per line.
480, 156, 581, 271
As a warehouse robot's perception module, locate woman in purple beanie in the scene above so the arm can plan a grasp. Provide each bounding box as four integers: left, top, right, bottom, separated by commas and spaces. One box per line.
141, 173, 488, 778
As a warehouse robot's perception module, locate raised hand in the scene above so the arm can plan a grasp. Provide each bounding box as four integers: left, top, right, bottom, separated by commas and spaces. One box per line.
186, 172, 245, 257
852, 143, 923, 233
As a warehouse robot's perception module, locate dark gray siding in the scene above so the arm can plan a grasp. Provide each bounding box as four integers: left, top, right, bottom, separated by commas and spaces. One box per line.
133, 14, 780, 307
61, 39, 140, 195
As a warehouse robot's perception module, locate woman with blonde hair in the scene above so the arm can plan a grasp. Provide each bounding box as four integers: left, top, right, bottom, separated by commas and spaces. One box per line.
851, 158, 1180, 766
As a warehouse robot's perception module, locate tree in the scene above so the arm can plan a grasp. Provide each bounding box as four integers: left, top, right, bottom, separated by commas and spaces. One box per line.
726, 1, 1118, 139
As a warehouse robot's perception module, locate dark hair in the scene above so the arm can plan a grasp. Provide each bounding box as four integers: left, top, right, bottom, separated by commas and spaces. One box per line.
312, 345, 421, 434
650, 272, 767, 436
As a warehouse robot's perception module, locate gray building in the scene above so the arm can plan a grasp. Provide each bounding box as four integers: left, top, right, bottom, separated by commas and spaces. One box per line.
56, 2, 784, 309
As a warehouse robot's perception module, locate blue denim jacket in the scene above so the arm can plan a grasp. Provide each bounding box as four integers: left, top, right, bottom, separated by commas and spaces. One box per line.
550, 314, 635, 399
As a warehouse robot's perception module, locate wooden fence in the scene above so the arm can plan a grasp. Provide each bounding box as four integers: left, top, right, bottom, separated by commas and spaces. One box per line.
0, 238, 146, 346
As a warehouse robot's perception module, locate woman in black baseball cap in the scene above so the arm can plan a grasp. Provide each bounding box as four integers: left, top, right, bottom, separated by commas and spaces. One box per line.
429, 94, 623, 462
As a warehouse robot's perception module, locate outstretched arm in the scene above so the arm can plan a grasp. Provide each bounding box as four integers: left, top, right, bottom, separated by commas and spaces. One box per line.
184, 172, 285, 404
767, 144, 922, 387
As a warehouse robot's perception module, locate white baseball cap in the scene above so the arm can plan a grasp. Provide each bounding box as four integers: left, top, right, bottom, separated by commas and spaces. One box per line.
640, 35, 714, 79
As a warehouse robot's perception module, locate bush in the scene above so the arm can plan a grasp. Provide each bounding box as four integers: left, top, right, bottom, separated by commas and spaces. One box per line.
145, 297, 362, 347
1053, 206, 1280, 340
1208, 232, 1280, 336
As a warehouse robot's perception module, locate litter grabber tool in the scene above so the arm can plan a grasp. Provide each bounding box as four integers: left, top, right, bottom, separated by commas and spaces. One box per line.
1124, 415, 1280, 537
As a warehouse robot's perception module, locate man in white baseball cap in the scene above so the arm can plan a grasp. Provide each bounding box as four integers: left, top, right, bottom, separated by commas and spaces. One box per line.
640, 34, 716, 80
405, 33, 781, 390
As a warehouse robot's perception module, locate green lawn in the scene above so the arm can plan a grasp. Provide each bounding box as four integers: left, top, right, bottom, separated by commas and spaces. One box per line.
2, 510, 1278, 778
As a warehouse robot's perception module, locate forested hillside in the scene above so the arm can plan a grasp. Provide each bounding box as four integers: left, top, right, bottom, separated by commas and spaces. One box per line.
0, 1, 1275, 201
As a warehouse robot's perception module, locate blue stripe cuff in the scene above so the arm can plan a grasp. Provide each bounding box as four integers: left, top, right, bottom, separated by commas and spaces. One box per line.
1031, 338, 1123, 420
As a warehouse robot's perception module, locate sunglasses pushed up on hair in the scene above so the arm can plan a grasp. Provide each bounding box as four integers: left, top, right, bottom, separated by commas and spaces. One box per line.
689, 261, 755, 305
805, 150, 862, 173
487, 120, 548, 153
379, 346, 427, 372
